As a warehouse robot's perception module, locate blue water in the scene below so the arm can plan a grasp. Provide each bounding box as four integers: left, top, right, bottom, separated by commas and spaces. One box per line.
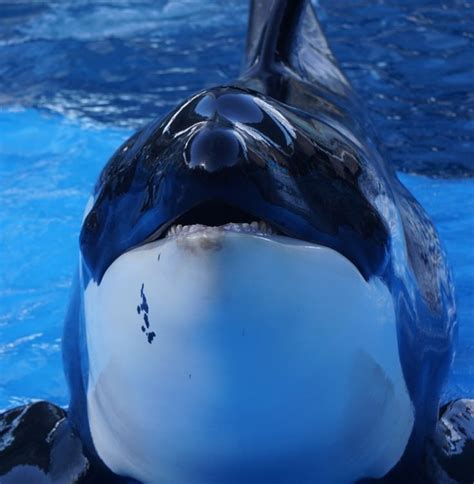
0, 1, 473, 410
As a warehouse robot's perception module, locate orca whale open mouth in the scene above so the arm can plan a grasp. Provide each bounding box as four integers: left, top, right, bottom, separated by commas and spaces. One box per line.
165, 220, 276, 238
154, 201, 283, 242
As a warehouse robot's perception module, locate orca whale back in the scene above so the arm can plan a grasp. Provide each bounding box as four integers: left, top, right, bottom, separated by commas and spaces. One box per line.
243, 0, 348, 91
243, 1, 352, 100
240, 0, 375, 157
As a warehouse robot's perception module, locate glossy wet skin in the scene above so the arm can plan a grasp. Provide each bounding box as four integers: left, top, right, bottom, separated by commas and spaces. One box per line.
80, 87, 389, 284
65, 0, 457, 480
73, 84, 456, 475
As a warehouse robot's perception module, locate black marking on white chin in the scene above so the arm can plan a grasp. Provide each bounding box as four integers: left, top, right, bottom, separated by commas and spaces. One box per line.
136, 283, 156, 344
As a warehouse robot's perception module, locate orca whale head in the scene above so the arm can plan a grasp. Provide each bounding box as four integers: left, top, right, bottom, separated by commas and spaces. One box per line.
74, 86, 424, 483
81, 86, 390, 283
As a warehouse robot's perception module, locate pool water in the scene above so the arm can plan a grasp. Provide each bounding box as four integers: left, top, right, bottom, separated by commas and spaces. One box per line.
0, 0, 473, 410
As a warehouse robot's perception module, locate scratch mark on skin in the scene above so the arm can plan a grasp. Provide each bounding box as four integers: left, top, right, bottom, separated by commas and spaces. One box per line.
137, 283, 156, 344
139, 284, 149, 313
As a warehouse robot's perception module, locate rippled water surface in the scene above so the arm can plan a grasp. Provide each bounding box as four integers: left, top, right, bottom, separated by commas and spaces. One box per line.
0, 1, 473, 409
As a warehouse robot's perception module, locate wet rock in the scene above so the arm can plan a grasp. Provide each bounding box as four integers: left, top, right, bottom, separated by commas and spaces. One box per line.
0, 401, 99, 483
427, 399, 474, 484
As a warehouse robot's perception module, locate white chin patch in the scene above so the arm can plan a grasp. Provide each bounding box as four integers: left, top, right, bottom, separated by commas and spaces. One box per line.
84, 229, 414, 484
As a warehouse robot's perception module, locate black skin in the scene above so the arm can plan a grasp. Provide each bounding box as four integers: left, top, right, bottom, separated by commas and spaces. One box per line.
80, 84, 389, 285
80, 2, 394, 287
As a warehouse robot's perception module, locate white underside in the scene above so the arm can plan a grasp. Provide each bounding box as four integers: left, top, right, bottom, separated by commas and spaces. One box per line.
83, 228, 414, 484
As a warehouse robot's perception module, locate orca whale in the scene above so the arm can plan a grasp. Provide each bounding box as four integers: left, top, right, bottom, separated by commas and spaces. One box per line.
1, 1, 460, 483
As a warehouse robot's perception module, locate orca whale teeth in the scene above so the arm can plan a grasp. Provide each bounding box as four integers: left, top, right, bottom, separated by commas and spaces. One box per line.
165, 221, 275, 239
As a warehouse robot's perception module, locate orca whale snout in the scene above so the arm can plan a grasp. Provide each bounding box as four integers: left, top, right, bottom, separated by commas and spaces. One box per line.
80, 86, 390, 283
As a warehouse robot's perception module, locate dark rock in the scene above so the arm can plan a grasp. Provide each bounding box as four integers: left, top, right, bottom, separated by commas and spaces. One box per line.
0, 401, 113, 483
427, 399, 474, 484
0, 401, 66, 475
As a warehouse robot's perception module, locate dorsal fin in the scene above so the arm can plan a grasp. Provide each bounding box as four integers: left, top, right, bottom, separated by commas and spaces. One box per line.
241, 0, 350, 96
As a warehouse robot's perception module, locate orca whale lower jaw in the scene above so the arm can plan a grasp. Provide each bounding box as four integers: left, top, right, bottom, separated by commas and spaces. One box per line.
83, 231, 414, 484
